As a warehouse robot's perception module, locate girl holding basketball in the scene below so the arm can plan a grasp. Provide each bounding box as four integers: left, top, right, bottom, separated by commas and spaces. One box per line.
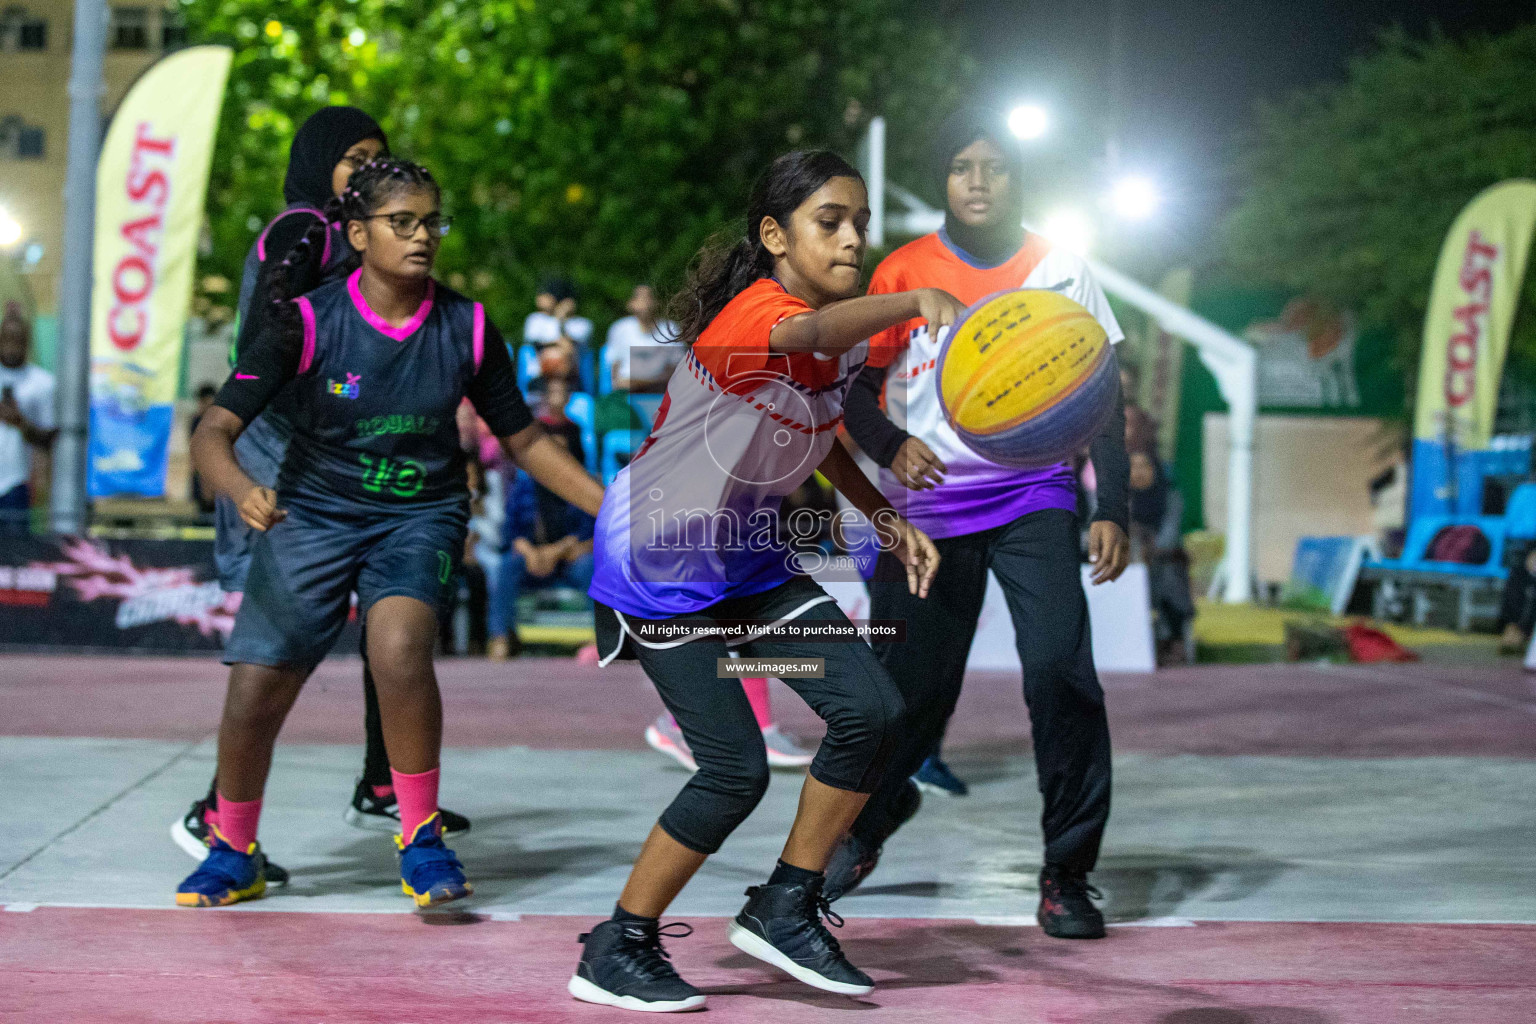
829, 106, 1131, 940
178, 156, 602, 910
568, 151, 953, 1012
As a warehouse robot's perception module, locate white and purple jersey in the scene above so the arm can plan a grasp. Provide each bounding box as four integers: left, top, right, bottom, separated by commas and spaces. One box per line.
864, 230, 1123, 539
589, 279, 866, 619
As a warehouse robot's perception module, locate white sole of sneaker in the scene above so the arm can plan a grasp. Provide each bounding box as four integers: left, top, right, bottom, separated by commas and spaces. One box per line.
913, 780, 964, 797
343, 805, 401, 833
169, 818, 209, 863
567, 974, 706, 1012
726, 921, 874, 996
643, 725, 699, 773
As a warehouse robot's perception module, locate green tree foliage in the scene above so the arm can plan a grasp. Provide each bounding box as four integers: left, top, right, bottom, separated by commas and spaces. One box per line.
1221, 26, 1536, 378
185, 0, 973, 328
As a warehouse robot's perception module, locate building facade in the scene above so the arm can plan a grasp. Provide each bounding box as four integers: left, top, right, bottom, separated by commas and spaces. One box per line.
0, 0, 184, 317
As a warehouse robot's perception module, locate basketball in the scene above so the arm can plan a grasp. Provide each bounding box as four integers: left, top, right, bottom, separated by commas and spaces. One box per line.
937, 288, 1117, 468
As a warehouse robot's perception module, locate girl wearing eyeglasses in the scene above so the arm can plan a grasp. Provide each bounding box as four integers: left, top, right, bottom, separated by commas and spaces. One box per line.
178, 156, 604, 910
171, 106, 476, 887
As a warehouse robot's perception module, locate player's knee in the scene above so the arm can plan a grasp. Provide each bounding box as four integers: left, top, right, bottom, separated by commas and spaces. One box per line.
824, 681, 904, 761
368, 628, 435, 680
696, 750, 771, 818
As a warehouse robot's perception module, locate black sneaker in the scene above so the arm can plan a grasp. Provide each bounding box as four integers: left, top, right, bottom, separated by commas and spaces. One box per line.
1036, 865, 1106, 939
168, 796, 290, 887
823, 779, 921, 902
822, 832, 881, 903
567, 918, 706, 1012
728, 878, 873, 995
344, 778, 471, 837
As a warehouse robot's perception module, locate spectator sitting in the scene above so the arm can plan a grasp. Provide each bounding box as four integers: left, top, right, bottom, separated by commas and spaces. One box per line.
0, 304, 57, 535
487, 377, 595, 659
1126, 411, 1195, 665
523, 275, 591, 388
604, 283, 680, 394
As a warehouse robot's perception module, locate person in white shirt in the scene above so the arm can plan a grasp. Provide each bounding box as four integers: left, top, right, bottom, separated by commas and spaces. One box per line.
0, 305, 56, 534
603, 283, 681, 394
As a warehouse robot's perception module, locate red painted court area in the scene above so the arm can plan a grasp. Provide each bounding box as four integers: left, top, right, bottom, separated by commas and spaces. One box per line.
4, 909, 1533, 1024
4, 653, 1534, 1022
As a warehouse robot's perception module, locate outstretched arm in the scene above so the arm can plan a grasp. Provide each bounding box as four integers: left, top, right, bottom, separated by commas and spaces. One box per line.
770, 288, 967, 358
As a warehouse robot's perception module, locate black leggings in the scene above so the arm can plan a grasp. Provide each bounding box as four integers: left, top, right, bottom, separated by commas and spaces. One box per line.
853, 508, 1111, 873
629, 593, 906, 855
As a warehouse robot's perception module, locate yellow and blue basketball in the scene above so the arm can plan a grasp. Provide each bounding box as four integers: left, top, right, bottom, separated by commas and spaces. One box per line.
938, 289, 1116, 469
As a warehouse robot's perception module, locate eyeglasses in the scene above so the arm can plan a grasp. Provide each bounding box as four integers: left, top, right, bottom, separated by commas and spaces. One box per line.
359, 213, 452, 239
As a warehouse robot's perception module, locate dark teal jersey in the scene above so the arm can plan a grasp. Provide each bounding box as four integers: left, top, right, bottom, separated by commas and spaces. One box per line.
216, 268, 532, 514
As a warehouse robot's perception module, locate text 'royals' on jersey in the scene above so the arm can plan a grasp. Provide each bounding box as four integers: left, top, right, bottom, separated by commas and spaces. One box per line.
214, 268, 532, 516
864, 230, 1125, 539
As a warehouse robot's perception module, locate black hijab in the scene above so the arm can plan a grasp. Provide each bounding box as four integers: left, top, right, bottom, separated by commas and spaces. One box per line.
281, 106, 388, 206
932, 106, 1025, 266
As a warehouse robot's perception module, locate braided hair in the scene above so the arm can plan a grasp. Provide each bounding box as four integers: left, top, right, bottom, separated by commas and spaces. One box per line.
266, 155, 441, 351
667, 150, 864, 348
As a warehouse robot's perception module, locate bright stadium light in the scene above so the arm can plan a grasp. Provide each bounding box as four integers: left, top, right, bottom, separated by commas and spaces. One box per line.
1109, 175, 1160, 220
1008, 104, 1049, 141
1041, 208, 1094, 255
0, 208, 22, 247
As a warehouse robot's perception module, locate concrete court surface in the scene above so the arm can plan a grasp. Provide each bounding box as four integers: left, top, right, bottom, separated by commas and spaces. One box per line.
2, 654, 1535, 1022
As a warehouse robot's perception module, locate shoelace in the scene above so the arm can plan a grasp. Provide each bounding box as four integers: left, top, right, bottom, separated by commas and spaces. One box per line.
619, 922, 693, 982
805, 888, 847, 955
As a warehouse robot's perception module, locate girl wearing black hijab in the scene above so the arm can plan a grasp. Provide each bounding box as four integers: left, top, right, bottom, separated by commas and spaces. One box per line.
829, 105, 1131, 940
171, 107, 472, 877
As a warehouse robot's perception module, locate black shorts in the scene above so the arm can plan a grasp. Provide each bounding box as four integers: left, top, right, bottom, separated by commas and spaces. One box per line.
223, 499, 467, 672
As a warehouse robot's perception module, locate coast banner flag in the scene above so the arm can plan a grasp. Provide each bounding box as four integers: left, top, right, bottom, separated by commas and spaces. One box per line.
88, 45, 232, 497
1414, 180, 1536, 449
1411, 180, 1536, 516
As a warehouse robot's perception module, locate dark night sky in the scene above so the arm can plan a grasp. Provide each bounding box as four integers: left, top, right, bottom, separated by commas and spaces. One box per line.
946, 0, 1533, 258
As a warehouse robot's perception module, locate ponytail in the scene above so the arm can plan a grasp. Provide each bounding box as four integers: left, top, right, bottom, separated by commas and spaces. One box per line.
266, 196, 346, 357
667, 149, 864, 348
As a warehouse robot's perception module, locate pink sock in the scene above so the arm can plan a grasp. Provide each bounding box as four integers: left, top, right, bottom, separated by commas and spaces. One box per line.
213, 793, 262, 853
371, 783, 395, 799
742, 677, 773, 730
390, 767, 440, 842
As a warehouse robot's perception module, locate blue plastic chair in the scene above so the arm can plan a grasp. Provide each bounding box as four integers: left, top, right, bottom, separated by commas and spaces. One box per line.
628, 393, 664, 429
564, 392, 599, 475
579, 347, 597, 395
515, 343, 540, 393
596, 345, 613, 396
601, 429, 644, 486
1506, 482, 1536, 542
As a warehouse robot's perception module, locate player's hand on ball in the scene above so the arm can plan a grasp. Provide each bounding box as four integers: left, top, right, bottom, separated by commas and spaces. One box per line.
916, 288, 968, 338
238, 486, 287, 532
1087, 521, 1129, 585
889, 518, 941, 598
891, 437, 947, 490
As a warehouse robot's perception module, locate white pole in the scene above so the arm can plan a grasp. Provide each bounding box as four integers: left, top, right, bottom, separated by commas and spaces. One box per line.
51, 0, 108, 534
867, 116, 886, 250
1083, 256, 1257, 602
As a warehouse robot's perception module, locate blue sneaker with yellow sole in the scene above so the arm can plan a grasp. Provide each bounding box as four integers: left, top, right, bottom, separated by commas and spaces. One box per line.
175, 826, 268, 908
396, 811, 473, 908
